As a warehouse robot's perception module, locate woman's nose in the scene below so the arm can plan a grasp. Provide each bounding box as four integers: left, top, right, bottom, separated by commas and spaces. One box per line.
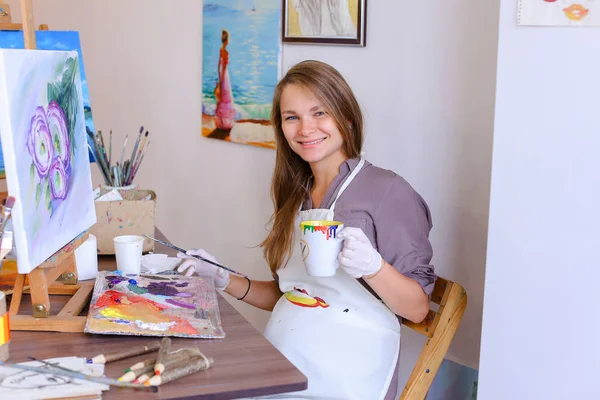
299, 118, 316, 136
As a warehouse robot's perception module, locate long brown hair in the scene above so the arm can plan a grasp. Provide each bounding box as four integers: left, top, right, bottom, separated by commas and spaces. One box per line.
260, 60, 364, 274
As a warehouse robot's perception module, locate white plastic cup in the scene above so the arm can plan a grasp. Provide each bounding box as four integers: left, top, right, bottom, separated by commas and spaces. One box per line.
113, 235, 144, 275
74, 234, 99, 280
299, 221, 344, 277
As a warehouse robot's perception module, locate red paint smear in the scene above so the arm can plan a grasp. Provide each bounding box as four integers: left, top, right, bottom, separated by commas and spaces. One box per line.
169, 318, 199, 335
93, 290, 169, 311
314, 297, 329, 308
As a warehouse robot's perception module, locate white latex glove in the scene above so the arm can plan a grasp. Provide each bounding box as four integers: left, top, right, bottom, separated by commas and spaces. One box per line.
176, 249, 230, 290
337, 227, 383, 278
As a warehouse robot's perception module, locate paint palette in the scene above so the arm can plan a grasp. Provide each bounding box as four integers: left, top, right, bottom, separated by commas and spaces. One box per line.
84, 271, 225, 339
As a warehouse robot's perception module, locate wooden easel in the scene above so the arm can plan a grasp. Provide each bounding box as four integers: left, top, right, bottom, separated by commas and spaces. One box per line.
1, 0, 94, 333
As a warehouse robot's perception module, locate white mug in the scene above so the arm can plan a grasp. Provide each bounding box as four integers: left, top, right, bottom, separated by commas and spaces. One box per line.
299, 220, 344, 277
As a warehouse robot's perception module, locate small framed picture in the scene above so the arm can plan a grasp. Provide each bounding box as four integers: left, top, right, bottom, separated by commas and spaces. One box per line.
282, 0, 367, 46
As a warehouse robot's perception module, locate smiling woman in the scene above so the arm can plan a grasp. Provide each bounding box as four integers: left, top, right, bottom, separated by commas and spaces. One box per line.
182, 60, 436, 400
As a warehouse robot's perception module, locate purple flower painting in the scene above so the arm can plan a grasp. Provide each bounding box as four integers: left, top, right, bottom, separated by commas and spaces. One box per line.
0, 49, 97, 273
26, 106, 52, 177
27, 101, 72, 205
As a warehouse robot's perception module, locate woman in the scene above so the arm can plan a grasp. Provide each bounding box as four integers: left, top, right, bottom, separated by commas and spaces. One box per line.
214, 29, 236, 130
179, 60, 436, 400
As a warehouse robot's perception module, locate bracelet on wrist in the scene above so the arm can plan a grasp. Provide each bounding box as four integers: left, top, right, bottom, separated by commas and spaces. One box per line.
237, 277, 251, 301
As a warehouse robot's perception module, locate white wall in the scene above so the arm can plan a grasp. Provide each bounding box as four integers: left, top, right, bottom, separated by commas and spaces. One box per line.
6, 0, 499, 386
478, 1, 600, 399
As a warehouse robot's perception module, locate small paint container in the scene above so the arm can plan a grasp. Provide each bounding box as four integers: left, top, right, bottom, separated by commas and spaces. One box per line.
0, 291, 9, 361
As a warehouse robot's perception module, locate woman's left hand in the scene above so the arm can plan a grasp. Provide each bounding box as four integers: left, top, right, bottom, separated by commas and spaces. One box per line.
337, 227, 383, 278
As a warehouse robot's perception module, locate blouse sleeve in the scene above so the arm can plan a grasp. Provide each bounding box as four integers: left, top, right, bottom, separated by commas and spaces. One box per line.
374, 176, 437, 295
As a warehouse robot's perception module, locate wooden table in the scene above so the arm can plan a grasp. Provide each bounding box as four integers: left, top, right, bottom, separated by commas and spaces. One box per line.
7, 229, 307, 399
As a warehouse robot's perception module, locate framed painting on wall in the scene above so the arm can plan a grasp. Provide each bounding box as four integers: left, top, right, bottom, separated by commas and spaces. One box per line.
282, 0, 367, 46
202, 0, 281, 149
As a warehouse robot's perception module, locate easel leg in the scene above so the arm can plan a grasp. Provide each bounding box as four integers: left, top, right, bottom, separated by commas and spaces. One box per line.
9, 273, 25, 315
28, 268, 50, 317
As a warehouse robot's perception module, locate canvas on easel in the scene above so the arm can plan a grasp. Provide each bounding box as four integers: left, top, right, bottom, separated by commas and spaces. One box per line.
0, 48, 97, 274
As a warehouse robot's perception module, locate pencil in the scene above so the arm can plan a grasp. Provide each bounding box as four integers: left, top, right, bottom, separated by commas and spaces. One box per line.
119, 363, 154, 383
154, 337, 171, 376
133, 348, 204, 383
133, 372, 153, 385
124, 357, 157, 373
88, 341, 161, 364
121, 347, 203, 374
144, 354, 214, 386
121, 349, 193, 383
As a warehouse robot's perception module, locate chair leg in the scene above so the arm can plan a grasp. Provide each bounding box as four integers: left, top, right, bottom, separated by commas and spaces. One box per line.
400, 284, 467, 400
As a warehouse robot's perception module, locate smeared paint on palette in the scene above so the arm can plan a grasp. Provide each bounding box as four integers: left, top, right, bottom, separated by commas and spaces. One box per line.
84, 270, 225, 339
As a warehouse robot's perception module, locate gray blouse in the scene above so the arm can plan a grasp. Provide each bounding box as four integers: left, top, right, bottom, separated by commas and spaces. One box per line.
302, 157, 437, 296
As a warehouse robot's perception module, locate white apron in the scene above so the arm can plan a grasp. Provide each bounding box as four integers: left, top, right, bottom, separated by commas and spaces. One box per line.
261, 159, 401, 400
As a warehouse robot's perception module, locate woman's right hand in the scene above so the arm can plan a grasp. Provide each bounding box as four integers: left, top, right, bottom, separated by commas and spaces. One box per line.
176, 249, 230, 291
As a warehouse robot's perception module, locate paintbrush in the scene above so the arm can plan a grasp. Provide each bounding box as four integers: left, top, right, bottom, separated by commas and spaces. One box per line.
1, 358, 158, 392
0, 197, 14, 261
87, 128, 112, 184
0, 196, 15, 234
128, 126, 144, 168
142, 234, 249, 278
126, 141, 150, 185
131, 131, 149, 170
119, 134, 129, 168
109, 129, 112, 166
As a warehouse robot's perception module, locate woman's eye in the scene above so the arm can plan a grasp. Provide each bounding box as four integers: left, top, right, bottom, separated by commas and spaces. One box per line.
315, 111, 326, 117
284, 116, 298, 121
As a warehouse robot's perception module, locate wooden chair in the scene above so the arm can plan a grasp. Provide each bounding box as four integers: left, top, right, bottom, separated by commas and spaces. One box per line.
399, 277, 468, 399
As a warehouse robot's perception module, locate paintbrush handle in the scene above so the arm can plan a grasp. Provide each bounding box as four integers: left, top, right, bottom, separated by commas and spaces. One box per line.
142, 234, 248, 278
192, 254, 248, 279
0, 361, 158, 392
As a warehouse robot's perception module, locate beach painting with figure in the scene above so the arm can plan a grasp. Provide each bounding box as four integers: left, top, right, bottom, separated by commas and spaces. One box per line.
0, 49, 96, 273
202, 0, 281, 149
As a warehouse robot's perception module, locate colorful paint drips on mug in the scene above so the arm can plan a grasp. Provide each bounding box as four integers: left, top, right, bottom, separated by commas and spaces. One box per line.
303, 224, 340, 240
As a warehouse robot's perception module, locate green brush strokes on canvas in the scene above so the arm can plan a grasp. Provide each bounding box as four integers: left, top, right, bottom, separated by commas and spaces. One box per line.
47, 56, 79, 155
45, 180, 52, 208
35, 182, 41, 206
30, 163, 34, 180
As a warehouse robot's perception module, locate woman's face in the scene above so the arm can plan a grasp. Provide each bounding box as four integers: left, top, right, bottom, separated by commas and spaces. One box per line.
279, 84, 346, 169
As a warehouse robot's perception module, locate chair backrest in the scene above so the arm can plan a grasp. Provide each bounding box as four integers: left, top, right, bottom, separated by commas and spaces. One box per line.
399, 277, 468, 400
